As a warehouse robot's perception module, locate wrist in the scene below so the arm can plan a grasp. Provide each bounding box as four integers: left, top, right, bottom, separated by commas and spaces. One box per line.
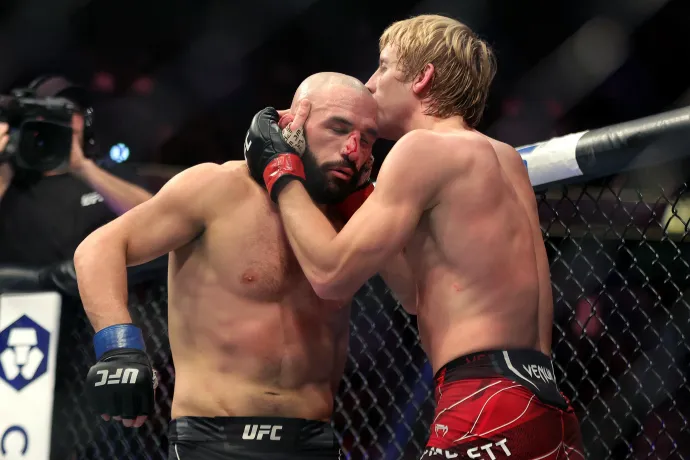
263, 153, 305, 202
71, 158, 95, 179
276, 179, 305, 201
93, 324, 145, 360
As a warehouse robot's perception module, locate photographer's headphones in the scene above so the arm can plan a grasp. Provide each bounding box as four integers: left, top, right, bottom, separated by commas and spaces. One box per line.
27, 75, 98, 158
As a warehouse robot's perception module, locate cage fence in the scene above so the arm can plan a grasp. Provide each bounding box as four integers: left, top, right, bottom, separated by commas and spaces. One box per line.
54, 173, 690, 460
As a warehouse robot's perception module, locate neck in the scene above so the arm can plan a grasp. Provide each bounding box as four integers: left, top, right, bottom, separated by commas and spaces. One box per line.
406, 110, 471, 134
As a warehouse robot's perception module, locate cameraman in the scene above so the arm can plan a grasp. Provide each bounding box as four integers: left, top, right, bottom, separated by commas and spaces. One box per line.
0, 77, 153, 266
0, 76, 153, 460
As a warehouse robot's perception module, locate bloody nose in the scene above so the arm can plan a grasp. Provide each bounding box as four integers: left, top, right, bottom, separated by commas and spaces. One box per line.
345, 133, 360, 163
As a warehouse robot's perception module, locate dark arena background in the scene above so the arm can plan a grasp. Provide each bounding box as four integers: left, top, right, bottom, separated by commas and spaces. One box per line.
0, 0, 689, 459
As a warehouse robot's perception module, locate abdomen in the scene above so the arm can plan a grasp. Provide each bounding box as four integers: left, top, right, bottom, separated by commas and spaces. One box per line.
166, 227, 349, 419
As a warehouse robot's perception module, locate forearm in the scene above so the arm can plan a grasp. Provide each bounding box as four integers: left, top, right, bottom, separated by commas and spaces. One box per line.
0, 183, 9, 205
277, 182, 342, 288
73, 160, 153, 215
74, 232, 132, 332
0, 163, 13, 204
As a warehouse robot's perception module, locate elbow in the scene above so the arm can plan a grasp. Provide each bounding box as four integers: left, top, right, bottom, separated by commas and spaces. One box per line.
312, 282, 342, 301
401, 288, 419, 316
400, 300, 418, 316
74, 231, 103, 274
74, 227, 120, 274
310, 270, 353, 301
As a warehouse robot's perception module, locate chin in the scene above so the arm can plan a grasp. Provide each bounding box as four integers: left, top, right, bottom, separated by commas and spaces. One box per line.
326, 184, 347, 199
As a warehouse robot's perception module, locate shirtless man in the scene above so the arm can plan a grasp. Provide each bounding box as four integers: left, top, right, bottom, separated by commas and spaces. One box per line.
73, 72, 380, 460
243, 14, 584, 459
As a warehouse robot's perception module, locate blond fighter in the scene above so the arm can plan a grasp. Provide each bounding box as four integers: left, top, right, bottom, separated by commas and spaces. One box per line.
244, 15, 584, 460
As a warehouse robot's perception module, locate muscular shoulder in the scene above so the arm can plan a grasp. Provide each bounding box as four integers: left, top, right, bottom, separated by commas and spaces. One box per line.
481, 136, 533, 186
171, 161, 250, 196
386, 130, 493, 187
486, 137, 525, 167
398, 129, 493, 160
480, 135, 538, 205
158, 161, 255, 217
390, 129, 454, 160
377, 130, 464, 209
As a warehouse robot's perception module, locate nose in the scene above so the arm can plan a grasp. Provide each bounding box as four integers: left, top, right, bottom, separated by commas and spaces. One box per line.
365, 74, 376, 94
343, 133, 362, 166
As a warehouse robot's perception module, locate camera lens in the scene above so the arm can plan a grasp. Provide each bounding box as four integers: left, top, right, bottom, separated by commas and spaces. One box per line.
17, 121, 72, 172
21, 126, 49, 161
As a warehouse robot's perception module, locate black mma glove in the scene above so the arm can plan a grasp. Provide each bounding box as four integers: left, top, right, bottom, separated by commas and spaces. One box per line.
86, 324, 157, 427
244, 107, 305, 202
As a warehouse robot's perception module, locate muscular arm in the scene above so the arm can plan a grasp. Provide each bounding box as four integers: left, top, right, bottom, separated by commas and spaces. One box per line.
278, 131, 444, 300
74, 163, 224, 332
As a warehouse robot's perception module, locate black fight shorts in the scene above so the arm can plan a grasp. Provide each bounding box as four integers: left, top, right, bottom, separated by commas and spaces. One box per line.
168, 416, 342, 460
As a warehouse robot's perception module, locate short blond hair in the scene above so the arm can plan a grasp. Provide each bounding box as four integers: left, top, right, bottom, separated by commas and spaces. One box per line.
380, 14, 496, 127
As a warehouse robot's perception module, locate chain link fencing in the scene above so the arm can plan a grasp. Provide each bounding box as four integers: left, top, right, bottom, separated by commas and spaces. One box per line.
52, 171, 690, 460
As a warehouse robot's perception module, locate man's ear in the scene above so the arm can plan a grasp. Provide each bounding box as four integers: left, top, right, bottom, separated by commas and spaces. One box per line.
411, 63, 434, 96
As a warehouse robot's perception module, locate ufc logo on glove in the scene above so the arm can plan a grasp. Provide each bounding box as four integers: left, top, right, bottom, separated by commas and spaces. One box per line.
93, 368, 140, 386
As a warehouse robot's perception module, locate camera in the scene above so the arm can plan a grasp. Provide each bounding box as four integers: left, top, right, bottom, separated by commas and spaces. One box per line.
0, 87, 78, 172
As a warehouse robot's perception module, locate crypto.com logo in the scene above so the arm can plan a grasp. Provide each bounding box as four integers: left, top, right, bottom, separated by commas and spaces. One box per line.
0, 315, 50, 391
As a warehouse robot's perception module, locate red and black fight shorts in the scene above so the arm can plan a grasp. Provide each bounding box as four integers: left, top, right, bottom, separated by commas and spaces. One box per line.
421, 349, 584, 459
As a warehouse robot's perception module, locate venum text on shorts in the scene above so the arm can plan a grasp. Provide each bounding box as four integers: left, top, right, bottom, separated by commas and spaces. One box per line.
521, 363, 554, 383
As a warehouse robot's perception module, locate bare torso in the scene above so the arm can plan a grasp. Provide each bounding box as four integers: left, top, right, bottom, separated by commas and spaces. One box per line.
167, 163, 350, 421
404, 131, 552, 374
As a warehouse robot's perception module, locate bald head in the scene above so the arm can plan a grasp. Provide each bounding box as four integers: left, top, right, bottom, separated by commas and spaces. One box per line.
291, 72, 369, 111
280, 71, 378, 205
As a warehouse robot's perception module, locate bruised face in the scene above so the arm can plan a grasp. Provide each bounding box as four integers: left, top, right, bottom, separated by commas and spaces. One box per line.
365, 45, 416, 141
299, 86, 378, 204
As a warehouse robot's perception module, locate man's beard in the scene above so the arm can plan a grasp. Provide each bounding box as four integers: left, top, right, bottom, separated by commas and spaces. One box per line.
301, 145, 360, 205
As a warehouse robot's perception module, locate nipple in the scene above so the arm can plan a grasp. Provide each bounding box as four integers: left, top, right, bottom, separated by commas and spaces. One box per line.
242, 270, 257, 284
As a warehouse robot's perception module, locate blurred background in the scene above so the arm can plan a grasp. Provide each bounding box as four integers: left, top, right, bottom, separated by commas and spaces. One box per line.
1, 0, 688, 172
0, 0, 689, 459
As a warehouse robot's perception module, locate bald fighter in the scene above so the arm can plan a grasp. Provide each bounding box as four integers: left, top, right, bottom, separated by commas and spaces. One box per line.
244, 15, 584, 459
74, 72, 381, 460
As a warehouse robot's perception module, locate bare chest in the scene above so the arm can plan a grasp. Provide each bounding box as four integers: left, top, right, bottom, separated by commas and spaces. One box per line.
202, 198, 339, 305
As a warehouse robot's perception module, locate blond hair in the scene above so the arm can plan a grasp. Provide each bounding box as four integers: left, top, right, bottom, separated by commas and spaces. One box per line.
380, 14, 496, 127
